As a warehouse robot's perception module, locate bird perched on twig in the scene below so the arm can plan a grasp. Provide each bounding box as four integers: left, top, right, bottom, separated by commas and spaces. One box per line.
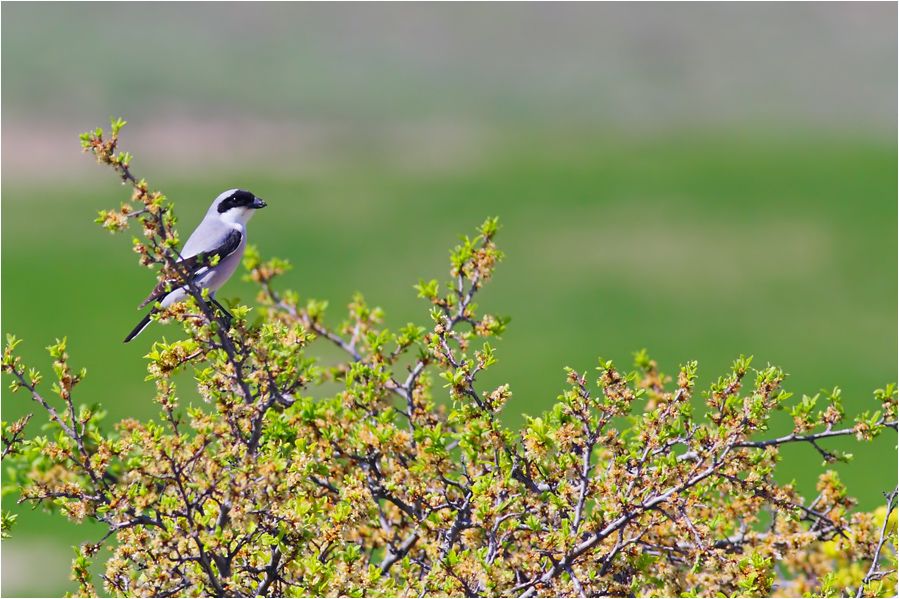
124, 189, 266, 342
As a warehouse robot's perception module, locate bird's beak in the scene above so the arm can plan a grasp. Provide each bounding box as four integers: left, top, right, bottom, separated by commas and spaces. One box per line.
251, 197, 267, 209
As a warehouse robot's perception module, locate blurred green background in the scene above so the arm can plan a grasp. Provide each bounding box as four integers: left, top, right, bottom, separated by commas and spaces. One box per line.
2, 4, 896, 596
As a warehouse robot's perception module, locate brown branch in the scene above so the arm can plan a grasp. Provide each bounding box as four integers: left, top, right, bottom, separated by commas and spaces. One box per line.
736, 419, 897, 450
857, 487, 898, 598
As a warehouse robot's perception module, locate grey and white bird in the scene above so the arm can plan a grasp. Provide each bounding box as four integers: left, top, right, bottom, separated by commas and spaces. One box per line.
124, 188, 267, 343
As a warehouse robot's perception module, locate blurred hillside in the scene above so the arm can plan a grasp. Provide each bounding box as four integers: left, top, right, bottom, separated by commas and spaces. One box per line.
2, 3, 896, 596
3, 3, 896, 181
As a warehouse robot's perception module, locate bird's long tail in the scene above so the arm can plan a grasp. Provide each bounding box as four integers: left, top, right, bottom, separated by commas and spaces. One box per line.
124, 311, 154, 343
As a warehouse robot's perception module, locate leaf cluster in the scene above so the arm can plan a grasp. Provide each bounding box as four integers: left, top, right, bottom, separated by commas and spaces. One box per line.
1, 121, 896, 598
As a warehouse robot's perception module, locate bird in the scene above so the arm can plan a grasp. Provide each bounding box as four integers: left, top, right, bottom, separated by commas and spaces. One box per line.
123, 188, 267, 343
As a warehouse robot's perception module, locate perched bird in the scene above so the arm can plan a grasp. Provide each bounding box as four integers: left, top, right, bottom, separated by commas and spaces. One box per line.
124, 189, 267, 342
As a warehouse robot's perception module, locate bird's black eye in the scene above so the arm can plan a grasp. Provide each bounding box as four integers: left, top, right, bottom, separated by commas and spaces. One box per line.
217, 190, 255, 213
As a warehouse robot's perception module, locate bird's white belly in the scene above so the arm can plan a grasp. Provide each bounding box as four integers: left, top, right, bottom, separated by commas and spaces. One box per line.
160, 236, 245, 307
199, 239, 245, 293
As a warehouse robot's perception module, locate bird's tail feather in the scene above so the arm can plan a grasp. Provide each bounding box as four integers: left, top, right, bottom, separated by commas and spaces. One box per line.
124, 312, 154, 343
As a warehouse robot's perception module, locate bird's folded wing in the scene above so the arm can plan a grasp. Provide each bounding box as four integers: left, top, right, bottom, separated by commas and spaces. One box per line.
138, 229, 243, 308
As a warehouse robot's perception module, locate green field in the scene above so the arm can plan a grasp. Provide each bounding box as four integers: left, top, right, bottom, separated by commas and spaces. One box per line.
2, 129, 896, 594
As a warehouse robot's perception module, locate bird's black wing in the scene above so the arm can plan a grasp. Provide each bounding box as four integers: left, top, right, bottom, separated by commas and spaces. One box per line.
138, 229, 243, 308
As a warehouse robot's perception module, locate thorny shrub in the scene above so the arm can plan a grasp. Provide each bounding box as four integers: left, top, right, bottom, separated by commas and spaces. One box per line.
1, 120, 897, 598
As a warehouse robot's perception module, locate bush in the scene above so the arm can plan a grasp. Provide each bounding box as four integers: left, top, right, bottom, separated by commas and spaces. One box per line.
2, 120, 897, 597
